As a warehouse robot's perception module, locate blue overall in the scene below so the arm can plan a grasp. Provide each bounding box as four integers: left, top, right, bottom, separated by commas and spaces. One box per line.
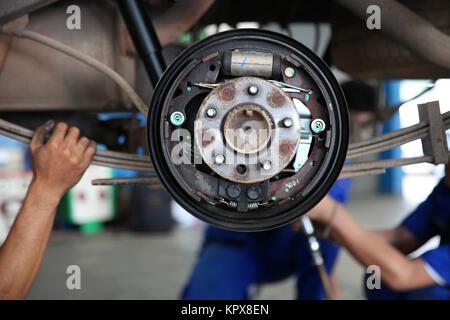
182, 179, 352, 300
366, 178, 450, 300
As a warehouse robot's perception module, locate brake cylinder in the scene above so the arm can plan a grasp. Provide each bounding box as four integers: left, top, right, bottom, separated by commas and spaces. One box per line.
223, 50, 281, 78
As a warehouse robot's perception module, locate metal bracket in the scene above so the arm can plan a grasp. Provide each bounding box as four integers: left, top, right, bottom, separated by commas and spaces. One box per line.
418, 100, 449, 164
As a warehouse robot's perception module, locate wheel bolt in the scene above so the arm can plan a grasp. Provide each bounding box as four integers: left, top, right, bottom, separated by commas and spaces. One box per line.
206, 107, 217, 118
214, 154, 225, 165
311, 119, 326, 133
248, 85, 258, 96
282, 118, 293, 128
262, 160, 272, 171
284, 67, 295, 78
170, 111, 185, 126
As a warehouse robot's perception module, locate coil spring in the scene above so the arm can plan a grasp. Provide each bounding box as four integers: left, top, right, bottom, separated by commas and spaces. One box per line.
247, 202, 259, 210
228, 201, 238, 208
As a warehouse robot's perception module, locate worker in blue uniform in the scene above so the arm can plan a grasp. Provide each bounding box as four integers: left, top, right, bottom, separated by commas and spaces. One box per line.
182, 178, 352, 300
182, 80, 379, 300
307, 163, 450, 300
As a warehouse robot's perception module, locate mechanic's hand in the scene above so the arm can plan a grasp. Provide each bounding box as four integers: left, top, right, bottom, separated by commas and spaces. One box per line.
29, 121, 96, 200
291, 195, 337, 231
305, 195, 338, 224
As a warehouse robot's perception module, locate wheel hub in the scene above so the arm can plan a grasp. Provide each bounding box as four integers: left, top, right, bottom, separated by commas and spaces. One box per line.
195, 77, 301, 183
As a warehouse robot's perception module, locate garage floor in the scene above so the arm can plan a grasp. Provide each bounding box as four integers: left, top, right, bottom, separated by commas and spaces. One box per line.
27, 194, 417, 300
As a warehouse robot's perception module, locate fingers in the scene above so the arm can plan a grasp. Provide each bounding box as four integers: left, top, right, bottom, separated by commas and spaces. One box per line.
31, 121, 96, 169
47, 122, 68, 147
30, 120, 54, 151
85, 140, 97, 159
63, 126, 81, 150
74, 136, 90, 157
81, 140, 96, 169
46, 123, 82, 152
44, 120, 56, 136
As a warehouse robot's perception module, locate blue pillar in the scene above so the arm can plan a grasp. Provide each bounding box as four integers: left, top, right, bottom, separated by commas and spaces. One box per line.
380, 81, 403, 195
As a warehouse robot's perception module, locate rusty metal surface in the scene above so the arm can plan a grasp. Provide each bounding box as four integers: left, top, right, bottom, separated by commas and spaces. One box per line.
195, 77, 301, 183
338, 168, 385, 179
0, 117, 154, 172
418, 101, 449, 164
92, 177, 160, 186
0, 0, 58, 24
162, 55, 225, 200
0, 0, 135, 112
342, 155, 434, 173
266, 59, 327, 200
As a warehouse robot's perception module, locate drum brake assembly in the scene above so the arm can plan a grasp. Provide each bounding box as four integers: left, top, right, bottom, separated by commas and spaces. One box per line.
147, 30, 349, 231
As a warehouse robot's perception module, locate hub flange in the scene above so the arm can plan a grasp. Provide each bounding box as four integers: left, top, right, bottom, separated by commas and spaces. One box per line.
195, 77, 301, 183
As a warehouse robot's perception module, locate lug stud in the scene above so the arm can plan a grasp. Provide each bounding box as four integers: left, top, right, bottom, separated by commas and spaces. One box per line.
206, 107, 217, 118
262, 160, 272, 171
248, 85, 258, 96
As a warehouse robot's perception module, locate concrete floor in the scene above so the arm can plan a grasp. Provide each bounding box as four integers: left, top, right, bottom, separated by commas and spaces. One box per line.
27, 194, 419, 300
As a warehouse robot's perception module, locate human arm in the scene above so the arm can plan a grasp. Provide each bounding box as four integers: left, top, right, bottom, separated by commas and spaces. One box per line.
307, 196, 437, 291
306, 163, 450, 291
371, 226, 423, 254
0, 121, 96, 299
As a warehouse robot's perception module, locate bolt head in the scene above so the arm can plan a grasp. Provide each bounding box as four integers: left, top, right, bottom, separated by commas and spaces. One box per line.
284, 67, 295, 78
282, 118, 293, 128
170, 111, 185, 126
311, 119, 326, 133
214, 154, 225, 165
262, 160, 272, 171
248, 85, 258, 96
206, 107, 217, 118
